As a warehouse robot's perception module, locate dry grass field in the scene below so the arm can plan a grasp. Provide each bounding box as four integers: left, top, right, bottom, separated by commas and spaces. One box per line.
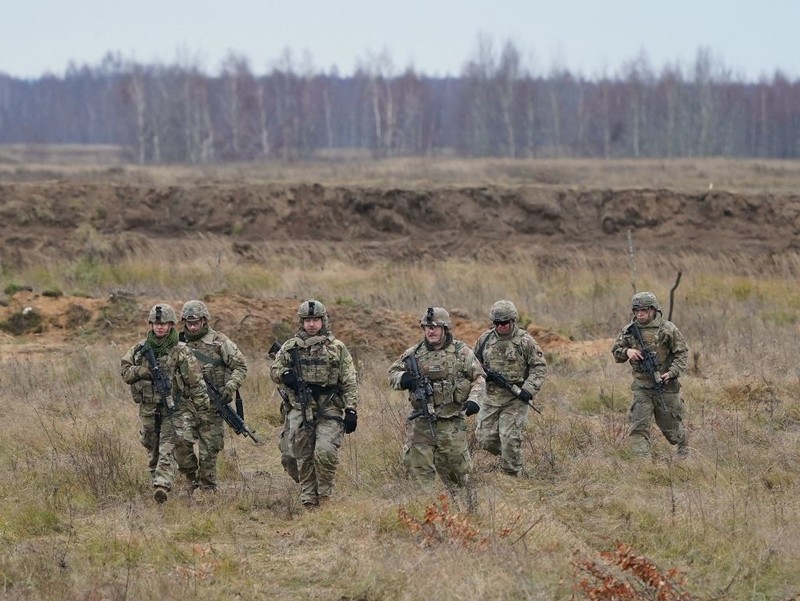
1, 149, 799, 600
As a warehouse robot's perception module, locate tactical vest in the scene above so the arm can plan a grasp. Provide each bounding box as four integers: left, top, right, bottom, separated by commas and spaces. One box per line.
477, 330, 528, 384
131, 342, 188, 409
183, 330, 227, 389
413, 340, 472, 417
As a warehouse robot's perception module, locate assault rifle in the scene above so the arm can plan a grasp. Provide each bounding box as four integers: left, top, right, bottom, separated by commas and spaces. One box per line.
139, 344, 175, 411
629, 322, 667, 412
288, 346, 315, 429
404, 353, 437, 443
203, 375, 259, 443
484, 368, 542, 415
475, 333, 541, 415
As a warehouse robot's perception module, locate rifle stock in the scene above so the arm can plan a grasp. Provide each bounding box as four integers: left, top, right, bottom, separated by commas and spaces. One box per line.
203, 375, 259, 443
267, 341, 282, 360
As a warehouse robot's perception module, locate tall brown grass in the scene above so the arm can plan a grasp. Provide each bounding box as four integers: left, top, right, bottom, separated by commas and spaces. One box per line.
1, 156, 799, 598
1, 237, 800, 600
5, 152, 800, 192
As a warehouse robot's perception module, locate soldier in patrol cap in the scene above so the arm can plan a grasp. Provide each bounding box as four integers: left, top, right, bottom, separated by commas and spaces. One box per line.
611, 292, 690, 458
388, 306, 486, 511
270, 299, 359, 510
120, 303, 211, 503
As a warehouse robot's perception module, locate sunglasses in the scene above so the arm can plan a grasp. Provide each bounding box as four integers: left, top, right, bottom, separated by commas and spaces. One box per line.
493, 320, 512, 326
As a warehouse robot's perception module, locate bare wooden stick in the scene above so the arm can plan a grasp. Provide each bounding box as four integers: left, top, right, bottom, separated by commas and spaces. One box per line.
668, 271, 682, 321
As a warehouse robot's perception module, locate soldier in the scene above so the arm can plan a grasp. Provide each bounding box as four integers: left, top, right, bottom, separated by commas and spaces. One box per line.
120, 303, 211, 503
179, 300, 248, 491
474, 300, 547, 477
267, 341, 300, 485
611, 291, 690, 458
388, 307, 485, 509
270, 299, 358, 510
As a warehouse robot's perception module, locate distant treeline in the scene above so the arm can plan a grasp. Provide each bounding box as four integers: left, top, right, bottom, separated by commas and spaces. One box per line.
1, 46, 799, 162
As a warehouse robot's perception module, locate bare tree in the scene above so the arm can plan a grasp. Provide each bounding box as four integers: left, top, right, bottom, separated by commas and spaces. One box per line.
496, 40, 523, 158
358, 48, 397, 157
124, 66, 148, 164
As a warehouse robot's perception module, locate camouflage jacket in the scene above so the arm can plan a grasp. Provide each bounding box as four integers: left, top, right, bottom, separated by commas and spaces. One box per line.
474, 326, 547, 407
270, 331, 358, 416
120, 337, 211, 413
181, 327, 248, 393
388, 336, 486, 419
611, 314, 688, 391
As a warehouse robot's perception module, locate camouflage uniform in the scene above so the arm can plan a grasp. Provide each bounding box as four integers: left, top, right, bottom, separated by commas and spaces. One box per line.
611, 292, 689, 457
120, 348, 168, 482
474, 300, 547, 476
120, 303, 211, 502
180, 300, 248, 490
274, 378, 300, 484
270, 300, 358, 508
388, 307, 486, 502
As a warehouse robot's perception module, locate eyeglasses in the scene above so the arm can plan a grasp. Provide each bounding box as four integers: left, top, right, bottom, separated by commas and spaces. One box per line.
493, 320, 512, 326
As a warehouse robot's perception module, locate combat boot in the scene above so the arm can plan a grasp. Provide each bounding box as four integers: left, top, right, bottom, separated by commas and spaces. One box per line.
154, 486, 168, 504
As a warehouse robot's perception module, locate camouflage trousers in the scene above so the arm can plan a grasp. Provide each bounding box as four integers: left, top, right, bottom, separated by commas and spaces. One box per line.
628, 386, 686, 454
285, 408, 344, 505
475, 400, 529, 476
278, 418, 300, 483
197, 409, 225, 489
138, 403, 172, 483
402, 416, 472, 487
153, 405, 200, 491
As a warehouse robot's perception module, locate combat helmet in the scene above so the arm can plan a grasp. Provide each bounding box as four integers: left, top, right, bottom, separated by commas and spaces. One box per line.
297, 299, 330, 330
148, 303, 178, 324
420, 306, 452, 329
298, 299, 327, 319
490, 299, 519, 323
631, 291, 661, 313
181, 299, 210, 322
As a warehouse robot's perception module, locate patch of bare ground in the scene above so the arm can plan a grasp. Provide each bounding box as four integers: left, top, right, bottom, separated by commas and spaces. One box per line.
0, 290, 597, 362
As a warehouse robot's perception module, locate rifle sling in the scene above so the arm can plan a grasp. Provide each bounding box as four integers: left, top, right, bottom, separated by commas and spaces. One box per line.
487, 378, 524, 388
190, 349, 226, 368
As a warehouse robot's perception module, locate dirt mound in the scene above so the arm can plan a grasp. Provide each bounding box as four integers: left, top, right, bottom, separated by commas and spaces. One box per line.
4, 178, 787, 361
0, 290, 604, 363
2, 182, 800, 268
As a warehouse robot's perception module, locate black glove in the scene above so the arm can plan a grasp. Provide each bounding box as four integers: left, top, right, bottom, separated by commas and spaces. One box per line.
518, 389, 533, 403
343, 408, 358, 433
281, 370, 297, 387
462, 400, 480, 416
399, 372, 418, 391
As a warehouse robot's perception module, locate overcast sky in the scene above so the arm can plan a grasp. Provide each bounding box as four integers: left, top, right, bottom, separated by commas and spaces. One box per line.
2, 1, 797, 81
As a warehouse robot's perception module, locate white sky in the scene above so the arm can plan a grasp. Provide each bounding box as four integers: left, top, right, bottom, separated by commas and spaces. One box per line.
1, 1, 797, 81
